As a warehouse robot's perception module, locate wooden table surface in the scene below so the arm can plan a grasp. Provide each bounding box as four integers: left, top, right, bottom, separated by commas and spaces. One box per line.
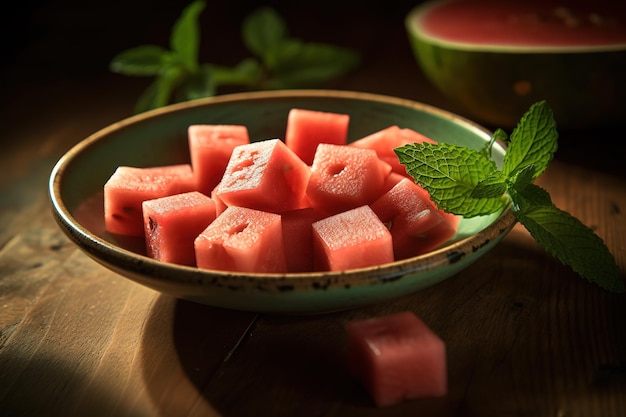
1, 2, 625, 416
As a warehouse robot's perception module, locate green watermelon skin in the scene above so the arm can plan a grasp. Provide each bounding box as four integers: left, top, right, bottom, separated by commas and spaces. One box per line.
406, 2, 626, 129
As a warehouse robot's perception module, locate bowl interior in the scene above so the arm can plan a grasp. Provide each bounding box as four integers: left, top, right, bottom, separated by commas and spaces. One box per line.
50, 90, 512, 313
60, 90, 502, 229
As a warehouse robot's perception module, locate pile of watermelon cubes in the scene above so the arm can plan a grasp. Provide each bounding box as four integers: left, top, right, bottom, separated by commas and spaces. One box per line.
103, 108, 460, 273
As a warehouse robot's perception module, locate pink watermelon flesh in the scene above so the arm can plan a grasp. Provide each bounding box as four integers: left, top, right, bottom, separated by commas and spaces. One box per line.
214, 138, 311, 213
104, 164, 195, 237
306, 143, 392, 216
381, 171, 407, 193
285, 108, 350, 165
371, 177, 459, 259
312, 205, 394, 271
346, 311, 447, 407
142, 191, 216, 266
103, 116, 461, 272
281, 207, 316, 273
210, 187, 228, 217
350, 125, 437, 177
418, 0, 626, 47
194, 206, 287, 273
188, 124, 250, 195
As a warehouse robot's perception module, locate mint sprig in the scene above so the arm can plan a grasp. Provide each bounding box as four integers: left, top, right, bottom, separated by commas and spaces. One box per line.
395, 101, 624, 293
109, 2, 360, 113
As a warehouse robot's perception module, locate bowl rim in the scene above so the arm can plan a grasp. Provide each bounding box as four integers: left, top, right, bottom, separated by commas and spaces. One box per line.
48, 89, 517, 289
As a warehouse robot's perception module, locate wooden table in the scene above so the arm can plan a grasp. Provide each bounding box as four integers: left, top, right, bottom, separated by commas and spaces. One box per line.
2, 3, 625, 416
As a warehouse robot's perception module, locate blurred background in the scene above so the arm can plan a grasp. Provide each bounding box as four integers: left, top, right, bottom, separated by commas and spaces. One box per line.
1, 0, 436, 126
2, 0, 623, 174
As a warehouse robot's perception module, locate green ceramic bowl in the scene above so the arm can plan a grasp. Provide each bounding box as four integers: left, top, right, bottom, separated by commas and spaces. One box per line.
49, 90, 516, 314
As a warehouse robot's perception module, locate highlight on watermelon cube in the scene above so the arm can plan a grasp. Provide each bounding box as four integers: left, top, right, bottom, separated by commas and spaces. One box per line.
350, 125, 436, 177
188, 124, 250, 195
213, 138, 311, 213
101, 107, 461, 274
345, 311, 447, 407
284, 108, 350, 165
142, 191, 217, 266
194, 205, 287, 273
312, 205, 394, 271
104, 164, 196, 237
371, 177, 459, 260
306, 143, 393, 216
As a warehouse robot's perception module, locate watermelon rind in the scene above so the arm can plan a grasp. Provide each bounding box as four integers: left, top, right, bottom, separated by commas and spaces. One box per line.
405, 0, 626, 129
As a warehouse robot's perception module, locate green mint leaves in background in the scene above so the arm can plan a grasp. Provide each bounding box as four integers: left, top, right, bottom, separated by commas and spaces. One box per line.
395, 101, 624, 293
109, 1, 361, 113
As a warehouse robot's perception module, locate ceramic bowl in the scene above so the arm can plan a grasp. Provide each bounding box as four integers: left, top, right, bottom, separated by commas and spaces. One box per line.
49, 90, 516, 314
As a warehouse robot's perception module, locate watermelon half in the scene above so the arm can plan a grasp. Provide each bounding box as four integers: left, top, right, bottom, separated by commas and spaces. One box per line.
406, 0, 626, 129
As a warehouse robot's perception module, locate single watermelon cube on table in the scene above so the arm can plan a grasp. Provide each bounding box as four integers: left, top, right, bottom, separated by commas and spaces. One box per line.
312, 205, 394, 271
214, 138, 311, 213
350, 125, 437, 177
371, 177, 459, 260
188, 124, 250, 195
306, 143, 393, 216
194, 206, 288, 273
104, 164, 196, 237
346, 311, 447, 407
142, 191, 217, 266
284, 108, 350, 165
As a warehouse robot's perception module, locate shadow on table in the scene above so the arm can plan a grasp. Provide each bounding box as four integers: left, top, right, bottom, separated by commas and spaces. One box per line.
138, 293, 455, 416
136, 227, 624, 416
137, 295, 375, 416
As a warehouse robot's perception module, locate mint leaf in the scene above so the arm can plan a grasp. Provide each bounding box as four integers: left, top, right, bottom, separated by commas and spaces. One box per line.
512, 190, 624, 292
111, 5, 360, 111
481, 128, 508, 158
170, 0, 205, 71
267, 41, 361, 88
134, 66, 184, 113
262, 38, 302, 72
177, 64, 215, 101
396, 100, 623, 292
471, 171, 507, 198
243, 7, 288, 60
395, 142, 509, 217
509, 164, 536, 191
109, 45, 170, 76
503, 100, 558, 180
210, 59, 262, 87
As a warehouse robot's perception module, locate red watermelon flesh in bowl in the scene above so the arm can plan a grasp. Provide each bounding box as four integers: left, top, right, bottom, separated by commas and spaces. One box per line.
48, 90, 516, 314
406, 0, 626, 129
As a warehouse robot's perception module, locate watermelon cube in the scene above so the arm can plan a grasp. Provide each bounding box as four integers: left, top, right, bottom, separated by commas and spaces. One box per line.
281, 207, 317, 273
370, 178, 459, 260
188, 124, 250, 195
312, 205, 393, 271
104, 164, 196, 237
306, 143, 392, 216
210, 185, 229, 217
284, 108, 350, 165
142, 191, 217, 266
346, 311, 447, 407
194, 206, 287, 273
350, 125, 437, 177
214, 138, 311, 213
381, 171, 407, 194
